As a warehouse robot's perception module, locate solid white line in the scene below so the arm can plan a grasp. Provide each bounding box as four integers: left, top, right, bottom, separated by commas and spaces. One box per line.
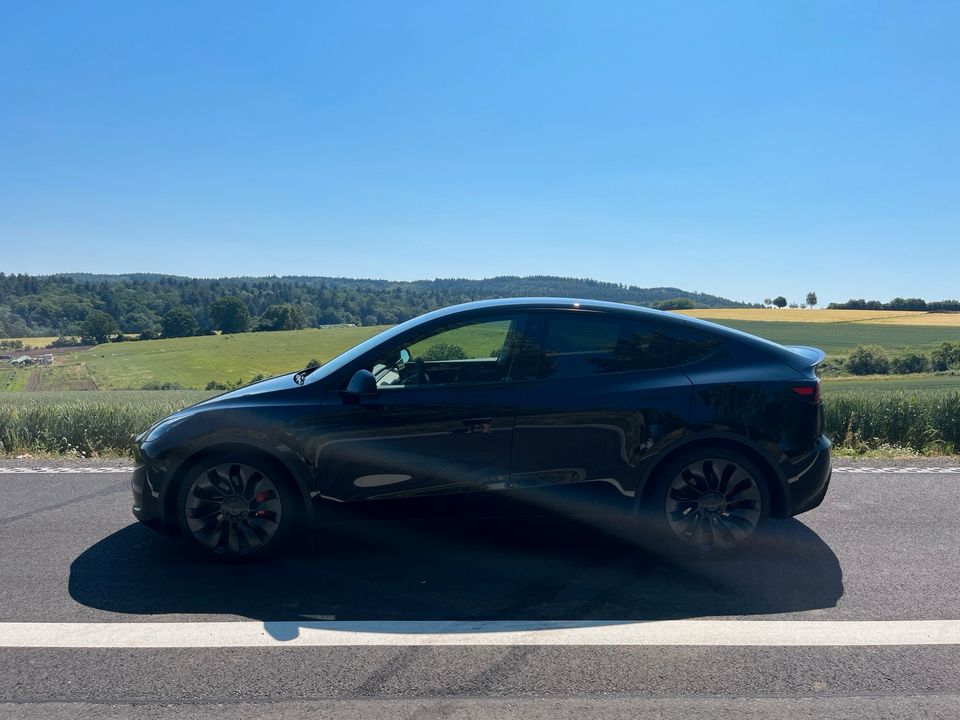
832, 467, 960, 474
0, 467, 134, 474
1, 620, 959, 648
1, 466, 959, 475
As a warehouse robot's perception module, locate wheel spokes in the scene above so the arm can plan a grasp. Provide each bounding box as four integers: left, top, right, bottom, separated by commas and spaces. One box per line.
185, 462, 283, 555
665, 458, 761, 552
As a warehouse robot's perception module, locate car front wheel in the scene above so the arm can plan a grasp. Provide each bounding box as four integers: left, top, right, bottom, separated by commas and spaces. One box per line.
177, 456, 297, 559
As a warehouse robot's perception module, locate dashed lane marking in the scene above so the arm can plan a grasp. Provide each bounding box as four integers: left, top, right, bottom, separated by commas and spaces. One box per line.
1, 620, 959, 648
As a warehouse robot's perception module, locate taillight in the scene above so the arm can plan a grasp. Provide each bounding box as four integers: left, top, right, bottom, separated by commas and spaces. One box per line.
793, 380, 821, 403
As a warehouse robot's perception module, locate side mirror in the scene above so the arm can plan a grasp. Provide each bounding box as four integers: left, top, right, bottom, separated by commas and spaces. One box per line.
339, 369, 379, 405
399, 348, 410, 365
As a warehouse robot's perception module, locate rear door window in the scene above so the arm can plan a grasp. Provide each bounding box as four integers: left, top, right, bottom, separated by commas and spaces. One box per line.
538, 313, 720, 379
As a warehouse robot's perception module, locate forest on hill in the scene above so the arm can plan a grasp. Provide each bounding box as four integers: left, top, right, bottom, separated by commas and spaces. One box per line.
0, 272, 752, 338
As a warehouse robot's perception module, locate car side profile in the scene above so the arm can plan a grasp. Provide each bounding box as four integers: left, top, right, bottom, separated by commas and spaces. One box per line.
132, 298, 831, 559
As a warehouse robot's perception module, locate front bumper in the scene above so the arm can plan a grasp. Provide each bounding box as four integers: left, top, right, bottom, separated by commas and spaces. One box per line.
131, 463, 172, 533
784, 434, 832, 516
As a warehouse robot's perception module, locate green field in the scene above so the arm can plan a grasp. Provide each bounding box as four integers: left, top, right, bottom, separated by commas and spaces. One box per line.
823, 373, 960, 392
702, 318, 960, 357
4, 311, 960, 392
0, 391, 215, 456
24, 326, 388, 391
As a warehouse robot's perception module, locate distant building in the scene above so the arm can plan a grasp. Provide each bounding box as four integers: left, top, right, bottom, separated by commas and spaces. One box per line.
10, 355, 33, 366
40, 354, 54, 365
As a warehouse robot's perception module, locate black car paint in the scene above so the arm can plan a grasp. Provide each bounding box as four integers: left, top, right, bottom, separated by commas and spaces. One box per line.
132, 298, 831, 532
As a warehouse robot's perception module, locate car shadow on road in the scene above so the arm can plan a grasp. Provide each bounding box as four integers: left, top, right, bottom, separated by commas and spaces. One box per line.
69, 510, 843, 629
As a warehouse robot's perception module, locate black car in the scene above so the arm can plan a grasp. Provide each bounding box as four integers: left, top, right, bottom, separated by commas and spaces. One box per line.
132, 298, 831, 559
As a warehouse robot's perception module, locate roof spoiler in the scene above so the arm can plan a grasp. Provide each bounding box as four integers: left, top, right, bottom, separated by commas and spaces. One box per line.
782, 345, 827, 371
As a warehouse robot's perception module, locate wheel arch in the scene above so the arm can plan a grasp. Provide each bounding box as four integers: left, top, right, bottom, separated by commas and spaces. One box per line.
638, 434, 789, 518
161, 442, 314, 532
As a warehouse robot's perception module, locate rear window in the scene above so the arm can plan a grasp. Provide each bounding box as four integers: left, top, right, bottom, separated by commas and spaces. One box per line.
538, 313, 720, 379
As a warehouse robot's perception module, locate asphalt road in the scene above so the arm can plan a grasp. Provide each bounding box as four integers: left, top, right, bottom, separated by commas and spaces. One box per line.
1, 459, 959, 719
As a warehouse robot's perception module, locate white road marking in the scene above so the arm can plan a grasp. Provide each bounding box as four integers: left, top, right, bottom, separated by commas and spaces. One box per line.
0, 465, 959, 475
1, 620, 959, 648
832, 466, 960, 474
0, 466, 135, 474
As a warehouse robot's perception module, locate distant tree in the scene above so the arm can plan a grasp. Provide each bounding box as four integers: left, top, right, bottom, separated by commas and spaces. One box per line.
772, 296, 788, 309
763, 298, 773, 307
806, 292, 817, 308
254, 304, 307, 332
209, 296, 251, 334
305, 358, 321, 369
654, 298, 695, 311
82, 311, 117, 344
162, 307, 199, 338
846, 345, 890, 375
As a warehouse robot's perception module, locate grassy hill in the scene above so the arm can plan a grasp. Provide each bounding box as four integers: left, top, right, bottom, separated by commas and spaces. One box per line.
4, 327, 386, 391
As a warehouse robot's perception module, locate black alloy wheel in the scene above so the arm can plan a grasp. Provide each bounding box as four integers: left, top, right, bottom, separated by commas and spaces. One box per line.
178, 459, 293, 558
645, 448, 770, 557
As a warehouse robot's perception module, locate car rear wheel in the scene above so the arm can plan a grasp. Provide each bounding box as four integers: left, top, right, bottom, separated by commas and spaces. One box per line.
177, 456, 298, 559
642, 447, 770, 557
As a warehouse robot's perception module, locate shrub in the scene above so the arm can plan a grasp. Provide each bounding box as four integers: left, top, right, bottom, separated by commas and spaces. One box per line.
930, 342, 960, 372
48, 336, 83, 348
846, 345, 890, 375
141, 381, 185, 390
422, 343, 467, 361
890, 353, 929, 374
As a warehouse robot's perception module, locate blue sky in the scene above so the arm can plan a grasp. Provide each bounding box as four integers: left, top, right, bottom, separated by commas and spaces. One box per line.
1, 1, 958, 305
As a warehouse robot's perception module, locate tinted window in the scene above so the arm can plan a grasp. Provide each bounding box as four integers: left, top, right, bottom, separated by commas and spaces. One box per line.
368, 315, 526, 387
538, 313, 720, 379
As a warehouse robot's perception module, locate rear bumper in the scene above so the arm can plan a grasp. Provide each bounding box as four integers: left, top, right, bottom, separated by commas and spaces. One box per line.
784, 434, 832, 516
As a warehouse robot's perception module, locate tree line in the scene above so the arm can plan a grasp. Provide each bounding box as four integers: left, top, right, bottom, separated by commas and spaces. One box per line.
0, 272, 749, 339
827, 298, 960, 312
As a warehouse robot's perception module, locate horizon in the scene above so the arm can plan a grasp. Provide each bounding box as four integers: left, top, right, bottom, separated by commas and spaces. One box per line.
3, 1, 959, 305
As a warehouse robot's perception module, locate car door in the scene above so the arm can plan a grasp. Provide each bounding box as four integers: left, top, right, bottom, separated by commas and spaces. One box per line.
509, 311, 702, 511
315, 313, 529, 502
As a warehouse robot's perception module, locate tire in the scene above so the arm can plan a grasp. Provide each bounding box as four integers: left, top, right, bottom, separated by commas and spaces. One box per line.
176, 454, 300, 559
639, 446, 771, 558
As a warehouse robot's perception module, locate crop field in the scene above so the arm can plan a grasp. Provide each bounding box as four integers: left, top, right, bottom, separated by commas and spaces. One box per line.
685, 317, 960, 356
822, 374, 960, 392
0, 336, 59, 349
680, 309, 960, 326
2, 387, 957, 457
0, 390, 215, 456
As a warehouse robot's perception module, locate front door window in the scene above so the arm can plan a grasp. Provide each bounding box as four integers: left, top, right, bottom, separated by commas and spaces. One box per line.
368, 315, 527, 388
